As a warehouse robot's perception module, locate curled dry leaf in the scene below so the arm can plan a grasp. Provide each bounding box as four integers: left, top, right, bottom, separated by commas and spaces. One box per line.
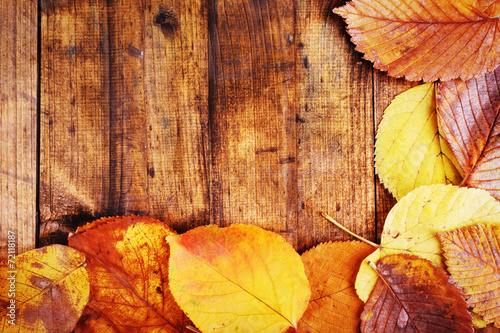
0, 244, 89, 333
68, 216, 190, 333
355, 184, 500, 302
297, 241, 374, 333
334, 0, 500, 82
375, 83, 462, 200
437, 66, 500, 200
438, 224, 500, 327
361, 254, 473, 333
167, 224, 311, 333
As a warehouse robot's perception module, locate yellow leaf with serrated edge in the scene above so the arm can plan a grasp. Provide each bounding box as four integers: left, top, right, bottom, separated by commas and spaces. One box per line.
355, 184, 500, 302
375, 83, 462, 200
167, 224, 311, 333
0, 244, 89, 333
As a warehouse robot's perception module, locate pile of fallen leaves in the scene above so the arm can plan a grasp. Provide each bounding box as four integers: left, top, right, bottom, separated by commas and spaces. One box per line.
2, 0, 500, 332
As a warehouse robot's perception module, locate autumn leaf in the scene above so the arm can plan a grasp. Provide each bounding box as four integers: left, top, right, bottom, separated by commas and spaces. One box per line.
438, 223, 500, 327
334, 0, 500, 82
0, 244, 89, 333
361, 254, 473, 333
297, 241, 374, 333
375, 83, 462, 200
437, 66, 500, 200
68, 215, 189, 333
166, 224, 311, 333
355, 184, 500, 302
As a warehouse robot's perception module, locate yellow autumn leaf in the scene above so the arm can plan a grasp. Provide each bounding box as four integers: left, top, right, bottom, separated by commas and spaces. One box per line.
0, 244, 89, 333
355, 184, 500, 302
167, 224, 311, 333
375, 83, 462, 200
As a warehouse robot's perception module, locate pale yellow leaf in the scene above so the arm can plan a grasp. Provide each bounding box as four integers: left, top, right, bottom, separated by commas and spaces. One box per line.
355, 184, 500, 302
375, 83, 462, 200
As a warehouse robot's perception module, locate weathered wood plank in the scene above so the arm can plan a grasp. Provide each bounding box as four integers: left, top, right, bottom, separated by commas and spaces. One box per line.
295, 1, 375, 252
144, 0, 210, 233
0, 0, 37, 259
40, 0, 112, 244
208, 0, 298, 246
39, 0, 210, 242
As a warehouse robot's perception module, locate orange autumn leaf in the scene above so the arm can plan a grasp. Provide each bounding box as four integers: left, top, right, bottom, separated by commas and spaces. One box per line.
68, 216, 190, 333
361, 254, 473, 333
166, 224, 311, 333
297, 241, 374, 333
334, 0, 500, 82
0, 244, 89, 333
437, 66, 500, 199
438, 224, 500, 327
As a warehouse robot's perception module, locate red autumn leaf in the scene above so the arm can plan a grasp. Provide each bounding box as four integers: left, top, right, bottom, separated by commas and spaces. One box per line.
297, 241, 374, 333
361, 254, 473, 333
437, 66, 500, 199
69, 216, 191, 333
334, 0, 500, 82
438, 224, 500, 327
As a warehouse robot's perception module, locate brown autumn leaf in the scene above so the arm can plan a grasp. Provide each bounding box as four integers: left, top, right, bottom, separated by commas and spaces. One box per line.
68, 215, 191, 333
297, 241, 374, 333
334, 0, 500, 82
437, 66, 500, 199
361, 254, 473, 333
438, 223, 500, 327
0, 244, 89, 333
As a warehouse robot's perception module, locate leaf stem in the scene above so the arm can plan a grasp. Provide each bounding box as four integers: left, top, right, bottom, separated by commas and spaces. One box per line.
321, 212, 379, 248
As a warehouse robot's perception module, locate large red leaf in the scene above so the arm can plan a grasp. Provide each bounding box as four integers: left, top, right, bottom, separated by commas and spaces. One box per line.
437, 66, 500, 199
334, 0, 500, 82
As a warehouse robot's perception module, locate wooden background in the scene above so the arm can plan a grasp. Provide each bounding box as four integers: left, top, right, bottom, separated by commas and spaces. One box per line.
1, 0, 420, 258
4, 1, 500, 332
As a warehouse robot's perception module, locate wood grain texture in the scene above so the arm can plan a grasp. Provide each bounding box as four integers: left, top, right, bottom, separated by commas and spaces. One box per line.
35, 0, 423, 253
295, 0, 375, 252
0, 0, 37, 258
208, 0, 298, 245
144, 0, 210, 233
40, 0, 112, 244
39, 0, 209, 243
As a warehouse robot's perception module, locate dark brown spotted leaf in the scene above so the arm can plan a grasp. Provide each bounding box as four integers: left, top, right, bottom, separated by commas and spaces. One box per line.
361, 254, 473, 333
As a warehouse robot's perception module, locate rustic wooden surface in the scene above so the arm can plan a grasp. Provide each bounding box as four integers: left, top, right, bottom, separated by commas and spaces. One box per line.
4, 0, 413, 254
0, 0, 37, 259
4, 1, 500, 332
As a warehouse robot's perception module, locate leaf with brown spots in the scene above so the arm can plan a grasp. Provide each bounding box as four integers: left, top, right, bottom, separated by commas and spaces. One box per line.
0, 244, 89, 333
69, 216, 191, 333
297, 241, 374, 333
438, 223, 500, 327
334, 0, 500, 82
361, 254, 473, 333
